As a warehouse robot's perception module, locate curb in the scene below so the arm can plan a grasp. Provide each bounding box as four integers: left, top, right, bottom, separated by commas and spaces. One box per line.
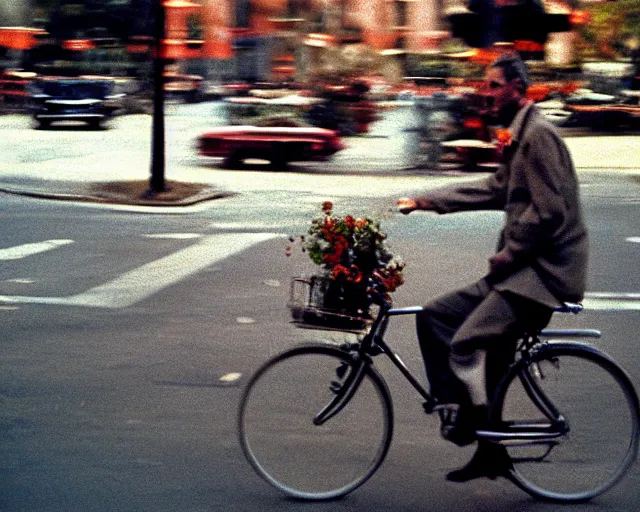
0, 184, 235, 207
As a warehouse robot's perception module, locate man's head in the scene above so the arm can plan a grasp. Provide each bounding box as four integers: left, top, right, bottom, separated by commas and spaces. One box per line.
483, 54, 529, 126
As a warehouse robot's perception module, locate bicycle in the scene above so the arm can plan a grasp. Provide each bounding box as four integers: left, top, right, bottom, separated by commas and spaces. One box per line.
238, 281, 640, 503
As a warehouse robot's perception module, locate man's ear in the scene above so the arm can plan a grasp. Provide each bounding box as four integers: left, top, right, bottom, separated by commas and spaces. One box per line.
511, 78, 525, 96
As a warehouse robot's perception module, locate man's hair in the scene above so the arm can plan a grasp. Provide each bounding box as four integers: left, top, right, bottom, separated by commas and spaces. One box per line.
490, 55, 529, 93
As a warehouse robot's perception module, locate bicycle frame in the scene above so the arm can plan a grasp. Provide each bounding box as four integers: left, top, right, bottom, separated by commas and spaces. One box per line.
317, 299, 603, 447
361, 303, 433, 403
313, 302, 431, 426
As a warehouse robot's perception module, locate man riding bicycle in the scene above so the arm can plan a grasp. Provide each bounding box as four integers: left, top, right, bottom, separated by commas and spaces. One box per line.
397, 54, 588, 482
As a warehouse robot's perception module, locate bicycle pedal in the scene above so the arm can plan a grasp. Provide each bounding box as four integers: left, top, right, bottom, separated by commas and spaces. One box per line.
422, 397, 438, 414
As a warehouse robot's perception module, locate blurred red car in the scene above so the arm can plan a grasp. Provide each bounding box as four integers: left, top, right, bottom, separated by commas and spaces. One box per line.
197, 125, 345, 168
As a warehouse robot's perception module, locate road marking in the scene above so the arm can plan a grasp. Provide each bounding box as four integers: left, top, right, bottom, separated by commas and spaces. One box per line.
583, 292, 640, 311
626, 237, 640, 243
0, 240, 73, 260
0, 233, 281, 309
143, 233, 203, 239
208, 221, 290, 230
219, 373, 242, 383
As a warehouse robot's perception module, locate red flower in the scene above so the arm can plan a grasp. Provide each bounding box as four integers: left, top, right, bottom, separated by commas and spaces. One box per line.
345, 215, 356, 229
331, 264, 350, 279
495, 128, 513, 147
349, 265, 363, 283
322, 201, 333, 214
334, 235, 348, 251
494, 128, 513, 161
323, 252, 341, 265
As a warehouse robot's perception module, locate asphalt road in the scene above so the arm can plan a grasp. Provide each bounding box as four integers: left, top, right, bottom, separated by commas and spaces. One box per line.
1, 192, 639, 512
0, 106, 639, 511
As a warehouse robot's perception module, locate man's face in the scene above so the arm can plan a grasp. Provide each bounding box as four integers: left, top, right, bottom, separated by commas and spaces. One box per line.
482, 66, 522, 126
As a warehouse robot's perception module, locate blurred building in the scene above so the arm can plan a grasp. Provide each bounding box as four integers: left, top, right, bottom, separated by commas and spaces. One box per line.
2, 0, 582, 82
211, 0, 451, 81
198, 0, 580, 82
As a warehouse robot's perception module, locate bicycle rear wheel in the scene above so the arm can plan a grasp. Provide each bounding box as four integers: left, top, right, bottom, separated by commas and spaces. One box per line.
238, 344, 393, 500
491, 343, 640, 502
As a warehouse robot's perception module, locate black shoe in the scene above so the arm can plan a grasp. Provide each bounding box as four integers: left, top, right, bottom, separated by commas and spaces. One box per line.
446, 443, 513, 483
437, 404, 485, 447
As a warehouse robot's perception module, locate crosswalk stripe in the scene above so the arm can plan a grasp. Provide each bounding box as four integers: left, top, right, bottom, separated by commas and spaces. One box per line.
583, 292, 640, 311
2, 236, 637, 312
0, 240, 73, 260
0, 233, 282, 309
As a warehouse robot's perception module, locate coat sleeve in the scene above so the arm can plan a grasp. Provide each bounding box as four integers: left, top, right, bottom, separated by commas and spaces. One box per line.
503, 124, 572, 260
416, 165, 508, 213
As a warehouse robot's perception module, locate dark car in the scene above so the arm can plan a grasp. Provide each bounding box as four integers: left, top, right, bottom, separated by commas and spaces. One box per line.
31, 78, 122, 129
564, 90, 640, 130
197, 125, 345, 169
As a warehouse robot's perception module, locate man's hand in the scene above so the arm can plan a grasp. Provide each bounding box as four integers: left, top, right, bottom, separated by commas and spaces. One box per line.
488, 249, 514, 275
398, 197, 420, 214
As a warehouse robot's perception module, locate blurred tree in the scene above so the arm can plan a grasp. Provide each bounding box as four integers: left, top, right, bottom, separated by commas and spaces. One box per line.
186, 12, 203, 40
31, 0, 142, 41
130, 0, 154, 37
447, 0, 555, 48
576, 0, 640, 61
312, 43, 382, 82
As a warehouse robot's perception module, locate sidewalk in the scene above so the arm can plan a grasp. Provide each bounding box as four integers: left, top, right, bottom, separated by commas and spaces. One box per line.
564, 136, 639, 170
0, 134, 637, 207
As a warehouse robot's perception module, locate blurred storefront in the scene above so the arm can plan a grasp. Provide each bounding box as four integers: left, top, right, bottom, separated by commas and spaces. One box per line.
4, 1, 592, 85
201, 0, 586, 83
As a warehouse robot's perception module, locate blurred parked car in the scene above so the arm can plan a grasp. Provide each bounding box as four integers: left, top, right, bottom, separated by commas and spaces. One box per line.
31, 77, 123, 129
222, 81, 252, 96
197, 125, 345, 169
163, 70, 204, 103
564, 90, 640, 130
0, 70, 36, 111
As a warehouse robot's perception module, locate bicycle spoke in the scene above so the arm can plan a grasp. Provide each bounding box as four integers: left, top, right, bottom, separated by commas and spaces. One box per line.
493, 345, 640, 502
238, 345, 393, 500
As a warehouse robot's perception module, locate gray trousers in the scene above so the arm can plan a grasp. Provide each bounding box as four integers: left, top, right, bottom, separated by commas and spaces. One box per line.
416, 278, 553, 406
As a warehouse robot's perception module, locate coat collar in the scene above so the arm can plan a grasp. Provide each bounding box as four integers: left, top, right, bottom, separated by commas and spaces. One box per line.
501, 103, 536, 163
508, 101, 535, 142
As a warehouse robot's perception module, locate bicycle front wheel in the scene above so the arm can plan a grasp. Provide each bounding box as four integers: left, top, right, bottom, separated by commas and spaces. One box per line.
238, 344, 393, 500
492, 343, 640, 502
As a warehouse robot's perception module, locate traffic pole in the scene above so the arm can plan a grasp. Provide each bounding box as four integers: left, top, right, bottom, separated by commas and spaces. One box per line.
148, 0, 166, 194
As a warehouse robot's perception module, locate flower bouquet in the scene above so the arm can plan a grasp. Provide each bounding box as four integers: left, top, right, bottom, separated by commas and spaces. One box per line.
287, 201, 404, 329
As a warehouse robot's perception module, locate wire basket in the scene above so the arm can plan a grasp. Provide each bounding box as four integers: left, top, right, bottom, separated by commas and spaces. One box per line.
288, 275, 371, 331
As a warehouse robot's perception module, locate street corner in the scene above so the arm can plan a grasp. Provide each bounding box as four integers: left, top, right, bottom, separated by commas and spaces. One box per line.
0, 179, 235, 207
86, 180, 235, 206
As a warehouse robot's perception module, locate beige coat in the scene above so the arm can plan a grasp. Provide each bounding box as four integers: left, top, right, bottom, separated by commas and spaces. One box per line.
417, 105, 588, 308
